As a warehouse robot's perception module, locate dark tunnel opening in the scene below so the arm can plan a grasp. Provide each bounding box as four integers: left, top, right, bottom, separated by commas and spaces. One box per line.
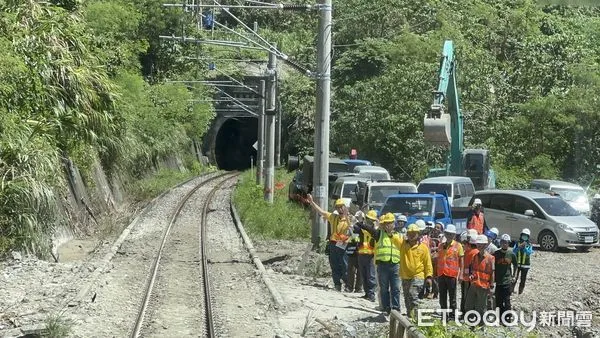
215, 117, 258, 171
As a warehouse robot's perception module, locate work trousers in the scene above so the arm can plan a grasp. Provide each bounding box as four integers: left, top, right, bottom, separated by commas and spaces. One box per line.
358, 254, 376, 298
464, 285, 489, 321
438, 275, 458, 315
347, 254, 362, 292
377, 263, 401, 313
517, 267, 529, 294
328, 242, 348, 289
495, 284, 512, 320
402, 278, 424, 318
460, 281, 469, 317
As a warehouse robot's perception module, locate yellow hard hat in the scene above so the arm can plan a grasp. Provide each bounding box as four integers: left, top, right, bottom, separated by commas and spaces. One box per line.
407, 223, 420, 233
335, 199, 345, 207
379, 212, 395, 224
366, 210, 378, 221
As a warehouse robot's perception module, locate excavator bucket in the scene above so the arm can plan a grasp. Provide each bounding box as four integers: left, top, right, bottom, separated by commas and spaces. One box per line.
424, 104, 451, 147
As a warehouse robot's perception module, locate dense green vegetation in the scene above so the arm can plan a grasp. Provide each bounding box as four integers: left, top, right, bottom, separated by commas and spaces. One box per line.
233, 169, 310, 239
253, 0, 600, 191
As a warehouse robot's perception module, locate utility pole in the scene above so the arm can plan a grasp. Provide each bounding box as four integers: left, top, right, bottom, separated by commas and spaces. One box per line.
256, 80, 266, 185
264, 47, 277, 203
311, 0, 332, 248
275, 95, 282, 167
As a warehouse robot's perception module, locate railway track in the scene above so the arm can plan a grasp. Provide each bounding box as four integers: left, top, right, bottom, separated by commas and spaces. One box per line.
130, 171, 238, 338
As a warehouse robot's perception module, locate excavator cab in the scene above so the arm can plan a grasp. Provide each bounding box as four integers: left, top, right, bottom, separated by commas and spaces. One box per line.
463, 150, 493, 191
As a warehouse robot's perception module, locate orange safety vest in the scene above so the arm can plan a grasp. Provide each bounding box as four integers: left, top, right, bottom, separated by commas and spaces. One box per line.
329, 214, 350, 242
436, 240, 461, 278
357, 229, 375, 255
470, 253, 494, 289
462, 247, 477, 281
467, 212, 485, 235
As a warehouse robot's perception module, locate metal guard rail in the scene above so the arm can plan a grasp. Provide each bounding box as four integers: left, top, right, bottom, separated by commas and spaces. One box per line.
389, 310, 427, 338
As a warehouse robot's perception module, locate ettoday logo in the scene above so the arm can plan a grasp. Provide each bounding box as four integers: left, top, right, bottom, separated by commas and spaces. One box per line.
417, 309, 593, 332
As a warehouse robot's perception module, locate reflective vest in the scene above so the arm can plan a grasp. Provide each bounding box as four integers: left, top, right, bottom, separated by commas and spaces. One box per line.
375, 231, 400, 264
358, 229, 375, 255
329, 214, 350, 242
467, 212, 485, 235
470, 253, 494, 289
515, 248, 531, 268
461, 247, 476, 281
436, 240, 461, 278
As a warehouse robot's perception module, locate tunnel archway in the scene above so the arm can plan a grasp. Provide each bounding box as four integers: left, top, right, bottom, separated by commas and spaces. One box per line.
215, 117, 258, 171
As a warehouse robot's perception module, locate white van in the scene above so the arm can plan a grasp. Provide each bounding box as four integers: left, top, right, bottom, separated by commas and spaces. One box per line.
530, 179, 591, 217
353, 165, 391, 181
417, 176, 475, 207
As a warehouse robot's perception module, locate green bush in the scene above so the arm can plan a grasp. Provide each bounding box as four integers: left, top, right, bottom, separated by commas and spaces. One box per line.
233, 169, 310, 240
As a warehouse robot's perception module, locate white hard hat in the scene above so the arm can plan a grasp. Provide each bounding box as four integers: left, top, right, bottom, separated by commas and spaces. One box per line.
397, 215, 407, 222
460, 231, 468, 242
469, 236, 479, 244
467, 229, 478, 239
521, 228, 531, 236
490, 227, 499, 235
476, 234, 489, 244
473, 198, 482, 206
415, 220, 426, 231
500, 234, 511, 242
445, 224, 457, 234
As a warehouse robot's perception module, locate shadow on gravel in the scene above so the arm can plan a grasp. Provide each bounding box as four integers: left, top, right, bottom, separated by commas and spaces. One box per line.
357, 313, 388, 323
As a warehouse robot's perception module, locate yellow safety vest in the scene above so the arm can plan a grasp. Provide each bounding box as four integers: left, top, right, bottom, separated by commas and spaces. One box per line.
375, 231, 400, 264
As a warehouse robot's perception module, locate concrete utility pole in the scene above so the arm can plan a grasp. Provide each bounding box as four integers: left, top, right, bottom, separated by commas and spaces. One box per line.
264, 47, 277, 203
256, 80, 266, 185
311, 0, 333, 248
275, 95, 282, 167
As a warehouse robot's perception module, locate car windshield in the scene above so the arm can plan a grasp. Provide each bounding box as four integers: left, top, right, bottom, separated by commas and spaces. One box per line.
551, 188, 587, 203
418, 183, 452, 197
342, 183, 357, 198
534, 197, 581, 216
358, 172, 389, 180
381, 197, 433, 217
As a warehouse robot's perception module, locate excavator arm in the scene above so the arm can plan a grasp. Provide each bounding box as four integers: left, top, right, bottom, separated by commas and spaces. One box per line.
424, 40, 464, 175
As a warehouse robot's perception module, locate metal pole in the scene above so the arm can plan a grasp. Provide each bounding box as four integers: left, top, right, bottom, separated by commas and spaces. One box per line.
275, 89, 282, 167
264, 48, 277, 203
256, 80, 266, 185
311, 0, 332, 248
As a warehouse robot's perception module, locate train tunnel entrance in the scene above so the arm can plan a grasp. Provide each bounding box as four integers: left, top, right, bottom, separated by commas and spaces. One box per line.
215, 117, 258, 171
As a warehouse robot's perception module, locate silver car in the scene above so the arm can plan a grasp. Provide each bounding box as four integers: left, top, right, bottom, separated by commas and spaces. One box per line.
470, 190, 599, 252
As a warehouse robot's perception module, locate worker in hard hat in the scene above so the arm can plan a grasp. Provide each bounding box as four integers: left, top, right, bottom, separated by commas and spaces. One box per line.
353, 210, 378, 302
345, 214, 362, 293
494, 234, 518, 321
427, 221, 445, 300
484, 227, 499, 254
435, 224, 464, 318
459, 231, 479, 319
467, 199, 488, 235
512, 228, 533, 295
395, 214, 408, 233
358, 212, 401, 313
391, 223, 433, 318
415, 220, 429, 247
464, 235, 495, 322
306, 194, 351, 291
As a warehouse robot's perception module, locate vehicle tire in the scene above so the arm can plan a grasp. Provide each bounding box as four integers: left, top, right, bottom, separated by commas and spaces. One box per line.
576, 246, 591, 253
538, 230, 558, 252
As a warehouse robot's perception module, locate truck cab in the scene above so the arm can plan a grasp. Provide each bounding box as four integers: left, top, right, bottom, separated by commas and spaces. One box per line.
352, 180, 417, 214
380, 193, 470, 235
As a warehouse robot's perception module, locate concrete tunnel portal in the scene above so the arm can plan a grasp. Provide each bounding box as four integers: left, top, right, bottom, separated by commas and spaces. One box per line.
214, 117, 258, 171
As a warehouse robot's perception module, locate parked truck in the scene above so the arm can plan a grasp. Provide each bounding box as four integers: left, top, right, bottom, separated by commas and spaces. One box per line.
352, 180, 418, 215
286, 155, 352, 203
379, 192, 471, 236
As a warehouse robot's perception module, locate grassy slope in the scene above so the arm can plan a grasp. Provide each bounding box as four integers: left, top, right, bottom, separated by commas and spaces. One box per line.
233, 169, 310, 240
